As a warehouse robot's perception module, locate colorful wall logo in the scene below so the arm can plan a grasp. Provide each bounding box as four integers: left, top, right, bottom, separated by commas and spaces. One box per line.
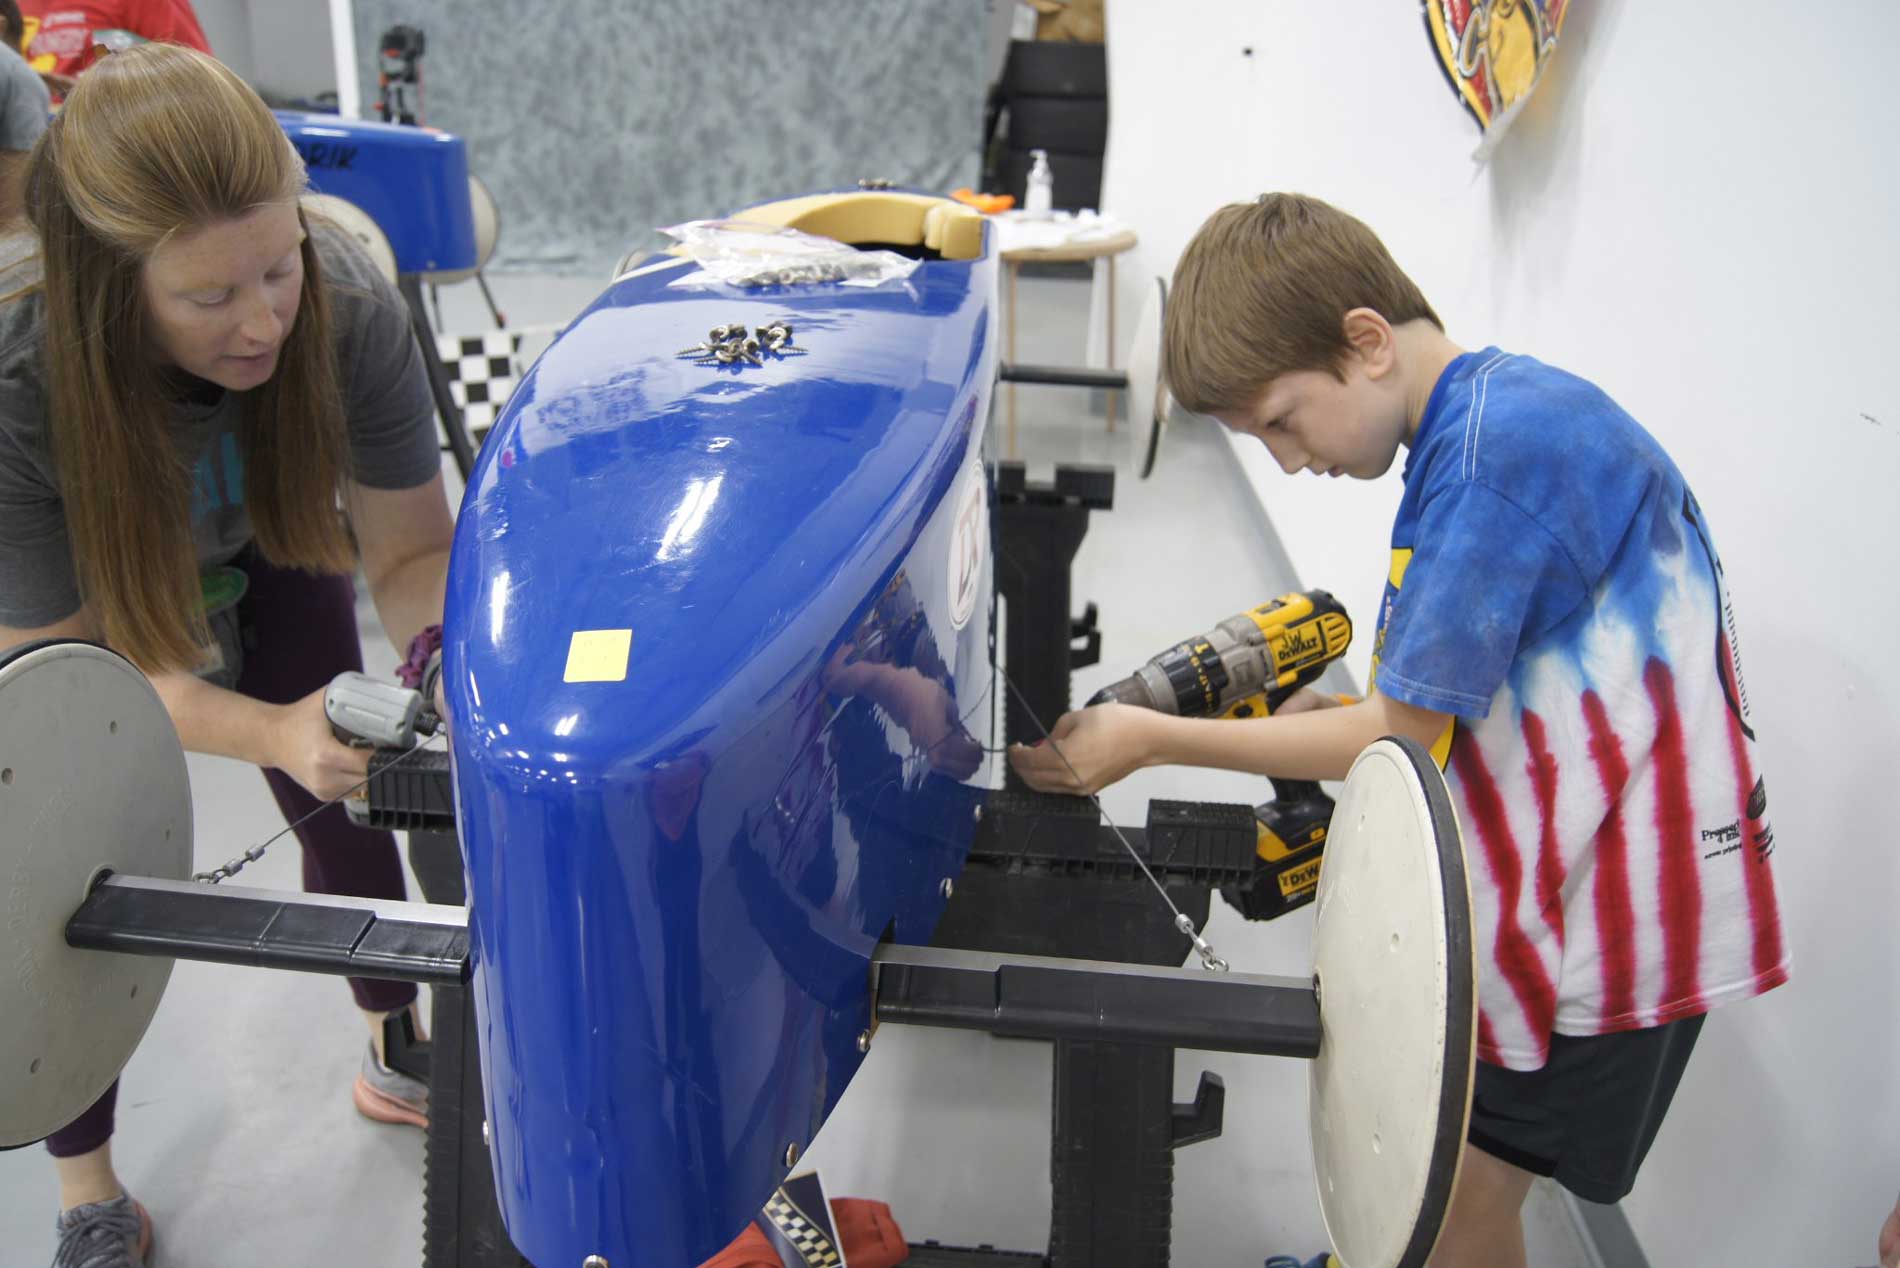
1423, 0, 1569, 157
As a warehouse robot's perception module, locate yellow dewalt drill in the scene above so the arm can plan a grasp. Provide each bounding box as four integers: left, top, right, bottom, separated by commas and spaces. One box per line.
1087, 590, 1352, 920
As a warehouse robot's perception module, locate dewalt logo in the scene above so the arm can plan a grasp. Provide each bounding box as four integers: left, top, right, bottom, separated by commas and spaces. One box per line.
1277, 857, 1322, 899
1282, 625, 1324, 660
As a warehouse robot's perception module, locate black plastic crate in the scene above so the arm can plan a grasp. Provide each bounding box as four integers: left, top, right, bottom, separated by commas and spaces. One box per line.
1001, 39, 1108, 99
1007, 95, 1109, 154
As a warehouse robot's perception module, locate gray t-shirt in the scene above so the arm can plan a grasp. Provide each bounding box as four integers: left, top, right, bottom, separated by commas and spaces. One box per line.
0, 46, 49, 153
0, 218, 441, 627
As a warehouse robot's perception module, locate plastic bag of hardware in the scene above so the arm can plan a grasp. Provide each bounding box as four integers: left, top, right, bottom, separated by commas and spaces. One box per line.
659, 219, 920, 289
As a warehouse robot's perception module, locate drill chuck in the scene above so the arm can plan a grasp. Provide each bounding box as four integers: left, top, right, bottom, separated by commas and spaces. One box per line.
324, 671, 437, 748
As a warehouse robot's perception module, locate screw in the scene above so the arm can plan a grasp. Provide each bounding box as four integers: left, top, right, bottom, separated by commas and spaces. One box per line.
784, 1141, 801, 1167
583, 1258, 610, 1268
972, 803, 983, 824
857, 1030, 871, 1054
939, 877, 954, 900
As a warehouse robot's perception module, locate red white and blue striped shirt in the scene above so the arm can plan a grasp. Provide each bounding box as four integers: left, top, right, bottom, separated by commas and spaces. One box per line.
1372, 349, 1788, 1071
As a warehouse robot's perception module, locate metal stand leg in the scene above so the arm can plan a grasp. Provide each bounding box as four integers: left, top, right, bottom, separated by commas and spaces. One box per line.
1049, 1041, 1175, 1268
1006, 259, 1020, 460
399, 273, 479, 481
1105, 258, 1118, 432
474, 271, 507, 328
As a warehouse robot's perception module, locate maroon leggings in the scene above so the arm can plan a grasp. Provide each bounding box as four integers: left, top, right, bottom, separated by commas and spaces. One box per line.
45, 551, 416, 1158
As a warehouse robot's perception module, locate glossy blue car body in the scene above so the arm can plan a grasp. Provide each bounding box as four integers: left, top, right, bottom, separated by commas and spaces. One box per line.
276, 111, 475, 274
444, 208, 998, 1266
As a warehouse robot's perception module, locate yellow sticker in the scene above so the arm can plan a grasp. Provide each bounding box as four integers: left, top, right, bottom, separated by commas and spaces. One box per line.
564, 629, 632, 683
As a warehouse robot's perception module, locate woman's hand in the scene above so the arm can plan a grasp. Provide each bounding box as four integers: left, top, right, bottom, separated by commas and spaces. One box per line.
1007, 702, 1158, 796
270, 686, 372, 802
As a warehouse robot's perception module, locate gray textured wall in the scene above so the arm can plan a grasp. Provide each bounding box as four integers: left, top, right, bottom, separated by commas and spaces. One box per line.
352, 1, 987, 276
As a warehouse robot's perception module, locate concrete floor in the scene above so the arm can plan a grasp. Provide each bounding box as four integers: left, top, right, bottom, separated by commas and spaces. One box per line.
0, 267, 1602, 1267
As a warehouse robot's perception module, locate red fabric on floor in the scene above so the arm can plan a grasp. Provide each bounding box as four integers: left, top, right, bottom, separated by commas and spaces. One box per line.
831, 1198, 908, 1268
697, 1222, 780, 1268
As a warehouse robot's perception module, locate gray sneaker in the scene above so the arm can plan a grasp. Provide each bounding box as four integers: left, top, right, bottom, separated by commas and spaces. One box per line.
52, 1193, 151, 1268
352, 1040, 430, 1128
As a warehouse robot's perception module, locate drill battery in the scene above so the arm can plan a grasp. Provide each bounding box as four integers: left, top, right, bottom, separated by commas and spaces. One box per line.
1225, 778, 1334, 920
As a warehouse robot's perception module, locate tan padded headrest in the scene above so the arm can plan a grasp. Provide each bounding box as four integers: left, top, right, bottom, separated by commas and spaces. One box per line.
733, 191, 986, 261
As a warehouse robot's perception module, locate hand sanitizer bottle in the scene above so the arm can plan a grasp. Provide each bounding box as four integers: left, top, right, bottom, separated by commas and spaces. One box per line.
1025, 149, 1054, 219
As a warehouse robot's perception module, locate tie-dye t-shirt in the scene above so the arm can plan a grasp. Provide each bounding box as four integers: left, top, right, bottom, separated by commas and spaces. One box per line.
1371, 348, 1789, 1071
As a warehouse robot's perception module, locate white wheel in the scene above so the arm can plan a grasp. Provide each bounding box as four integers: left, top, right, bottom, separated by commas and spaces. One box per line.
0, 642, 192, 1147
1309, 736, 1477, 1268
1125, 275, 1170, 478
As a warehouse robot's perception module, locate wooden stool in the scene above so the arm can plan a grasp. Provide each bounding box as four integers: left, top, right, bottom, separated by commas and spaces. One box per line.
1000, 227, 1139, 458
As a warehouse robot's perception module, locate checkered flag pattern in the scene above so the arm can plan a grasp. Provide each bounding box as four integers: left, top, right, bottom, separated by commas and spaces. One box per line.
435, 329, 522, 434
762, 1191, 844, 1267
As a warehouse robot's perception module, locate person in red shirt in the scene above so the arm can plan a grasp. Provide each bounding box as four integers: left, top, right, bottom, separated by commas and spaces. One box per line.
19, 0, 210, 91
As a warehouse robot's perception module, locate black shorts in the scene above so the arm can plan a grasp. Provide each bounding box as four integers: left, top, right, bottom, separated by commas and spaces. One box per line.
1467, 1013, 1705, 1204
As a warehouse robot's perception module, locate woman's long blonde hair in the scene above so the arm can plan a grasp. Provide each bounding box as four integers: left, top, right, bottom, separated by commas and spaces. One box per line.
24, 43, 353, 672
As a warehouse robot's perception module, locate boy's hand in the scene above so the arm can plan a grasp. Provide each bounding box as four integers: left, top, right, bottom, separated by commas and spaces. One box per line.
1008, 702, 1156, 796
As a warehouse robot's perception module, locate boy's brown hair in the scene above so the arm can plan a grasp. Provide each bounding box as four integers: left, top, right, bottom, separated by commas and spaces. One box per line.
1163, 193, 1441, 416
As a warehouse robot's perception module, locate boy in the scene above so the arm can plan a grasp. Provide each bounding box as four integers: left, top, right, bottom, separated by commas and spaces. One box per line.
1008, 193, 1789, 1266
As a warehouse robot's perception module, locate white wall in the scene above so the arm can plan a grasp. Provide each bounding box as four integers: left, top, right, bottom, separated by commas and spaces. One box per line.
242, 1, 336, 102
1103, 3, 1899, 1264
197, 0, 338, 104
191, 0, 251, 80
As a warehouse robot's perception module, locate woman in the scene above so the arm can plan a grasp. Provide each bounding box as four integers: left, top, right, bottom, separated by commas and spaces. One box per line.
0, 44, 455, 1266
